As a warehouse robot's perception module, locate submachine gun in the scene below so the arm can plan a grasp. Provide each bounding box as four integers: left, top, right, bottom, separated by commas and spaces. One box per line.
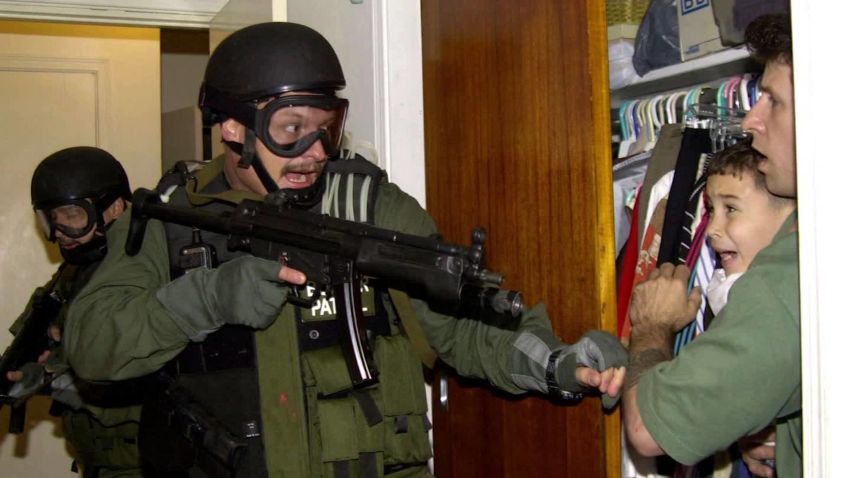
0, 277, 62, 433
125, 187, 524, 389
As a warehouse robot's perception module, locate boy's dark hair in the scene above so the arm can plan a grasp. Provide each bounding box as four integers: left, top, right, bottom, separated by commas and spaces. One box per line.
707, 143, 768, 190
707, 143, 793, 207
745, 13, 792, 65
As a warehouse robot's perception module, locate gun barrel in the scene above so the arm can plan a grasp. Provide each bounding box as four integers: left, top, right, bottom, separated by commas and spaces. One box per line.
460, 285, 524, 320
476, 270, 504, 285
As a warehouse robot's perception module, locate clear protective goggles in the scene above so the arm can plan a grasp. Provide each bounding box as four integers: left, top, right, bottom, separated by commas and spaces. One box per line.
254, 94, 348, 158
35, 199, 98, 241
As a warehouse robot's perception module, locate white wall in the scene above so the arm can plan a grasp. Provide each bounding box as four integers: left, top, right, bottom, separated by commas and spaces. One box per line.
161, 52, 207, 114
288, 1, 377, 156
161, 51, 208, 167
790, 1, 850, 476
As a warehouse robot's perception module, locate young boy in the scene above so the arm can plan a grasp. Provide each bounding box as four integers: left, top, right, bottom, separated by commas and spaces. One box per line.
704, 142, 796, 315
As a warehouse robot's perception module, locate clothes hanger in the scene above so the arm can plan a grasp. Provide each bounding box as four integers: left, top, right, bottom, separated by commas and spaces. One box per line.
650, 94, 665, 130
739, 75, 751, 110
716, 80, 728, 110
629, 99, 641, 139
618, 100, 633, 141
727, 76, 742, 109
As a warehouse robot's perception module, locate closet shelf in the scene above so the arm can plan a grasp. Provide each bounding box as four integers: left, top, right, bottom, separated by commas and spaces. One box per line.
611, 46, 756, 104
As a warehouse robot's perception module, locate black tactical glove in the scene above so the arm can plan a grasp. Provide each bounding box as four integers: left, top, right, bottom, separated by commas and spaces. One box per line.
157, 256, 287, 341
8, 362, 46, 399
511, 327, 628, 408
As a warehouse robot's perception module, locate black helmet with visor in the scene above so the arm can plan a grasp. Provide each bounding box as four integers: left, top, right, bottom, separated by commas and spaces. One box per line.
31, 146, 130, 242
198, 22, 349, 200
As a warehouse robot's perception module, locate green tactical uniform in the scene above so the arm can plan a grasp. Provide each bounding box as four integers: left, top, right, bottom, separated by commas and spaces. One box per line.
65, 155, 568, 477
638, 212, 802, 477
10, 261, 143, 478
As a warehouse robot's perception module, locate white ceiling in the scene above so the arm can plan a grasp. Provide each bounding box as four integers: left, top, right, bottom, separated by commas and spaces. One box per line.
0, 0, 230, 28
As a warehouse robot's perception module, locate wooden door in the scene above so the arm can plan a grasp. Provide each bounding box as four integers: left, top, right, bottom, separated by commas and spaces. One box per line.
421, 1, 618, 476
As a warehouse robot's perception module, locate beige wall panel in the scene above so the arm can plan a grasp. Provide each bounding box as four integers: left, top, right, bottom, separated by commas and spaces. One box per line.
0, 20, 160, 477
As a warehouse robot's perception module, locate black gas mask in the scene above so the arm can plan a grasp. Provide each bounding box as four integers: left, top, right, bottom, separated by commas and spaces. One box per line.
34, 196, 115, 265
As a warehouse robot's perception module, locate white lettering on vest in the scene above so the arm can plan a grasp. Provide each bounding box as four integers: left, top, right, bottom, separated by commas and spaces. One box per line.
305, 284, 371, 317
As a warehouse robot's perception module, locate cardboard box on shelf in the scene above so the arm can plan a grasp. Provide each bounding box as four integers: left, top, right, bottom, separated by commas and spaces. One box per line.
607, 0, 649, 40
608, 24, 640, 41
677, 0, 725, 61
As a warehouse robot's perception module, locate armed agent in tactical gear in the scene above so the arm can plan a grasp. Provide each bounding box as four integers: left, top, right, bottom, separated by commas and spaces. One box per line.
64, 22, 628, 478
3, 146, 144, 477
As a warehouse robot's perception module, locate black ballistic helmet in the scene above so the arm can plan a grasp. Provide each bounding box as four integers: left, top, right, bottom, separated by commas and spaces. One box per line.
31, 146, 131, 248
199, 22, 346, 117
31, 146, 130, 211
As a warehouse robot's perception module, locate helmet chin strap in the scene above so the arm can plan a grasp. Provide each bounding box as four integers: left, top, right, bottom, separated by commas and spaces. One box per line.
238, 128, 327, 208
239, 129, 280, 195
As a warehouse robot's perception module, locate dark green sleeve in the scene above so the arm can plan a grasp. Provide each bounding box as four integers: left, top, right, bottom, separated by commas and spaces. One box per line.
64, 213, 190, 380
374, 181, 550, 394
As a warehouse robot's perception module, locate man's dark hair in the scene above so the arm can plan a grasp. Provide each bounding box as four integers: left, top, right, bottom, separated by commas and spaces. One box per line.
745, 13, 792, 65
707, 143, 793, 207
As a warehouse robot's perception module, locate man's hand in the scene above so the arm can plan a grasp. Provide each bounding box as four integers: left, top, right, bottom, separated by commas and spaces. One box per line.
629, 263, 701, 334
6, 324, 58, 383
6, 351, 49, 382
566, 330, 629, 408
278, 264, 306, 285
157, 256, 300, 341
739, 427, 776, 478
6, 362, 47, 399
48, 325, 61, 343
576, 365, 626, 401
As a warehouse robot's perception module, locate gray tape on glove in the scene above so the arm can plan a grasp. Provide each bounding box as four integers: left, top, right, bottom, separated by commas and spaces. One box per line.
511, 328, 627, 407
157, 255, 287, 341
569, 330, 628, 373
566, 330, 628, 409
50, 372, 83, 409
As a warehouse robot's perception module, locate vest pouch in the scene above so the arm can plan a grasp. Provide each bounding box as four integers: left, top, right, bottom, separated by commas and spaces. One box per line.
303, 346, 356, 396
63, 409, 141, 471
374, 335, 432, 465
306, 346, 378, 472
317, 397, 359, 463
306, 346, 387, 474
374, 335, 427, 417
315, 392, 387, 477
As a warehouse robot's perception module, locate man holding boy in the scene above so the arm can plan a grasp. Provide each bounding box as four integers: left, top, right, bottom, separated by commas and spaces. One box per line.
623, 13, 801, 478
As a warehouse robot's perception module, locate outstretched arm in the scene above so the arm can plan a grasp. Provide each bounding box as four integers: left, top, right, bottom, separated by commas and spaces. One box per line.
375, 183, 628, 400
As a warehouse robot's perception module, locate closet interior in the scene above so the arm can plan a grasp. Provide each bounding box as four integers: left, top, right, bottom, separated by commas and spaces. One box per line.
606, 1, 786, 476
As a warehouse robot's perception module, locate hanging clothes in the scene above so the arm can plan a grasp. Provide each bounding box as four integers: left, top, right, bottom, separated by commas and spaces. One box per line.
614, 150, 652, 255
616, 78, 761, 478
